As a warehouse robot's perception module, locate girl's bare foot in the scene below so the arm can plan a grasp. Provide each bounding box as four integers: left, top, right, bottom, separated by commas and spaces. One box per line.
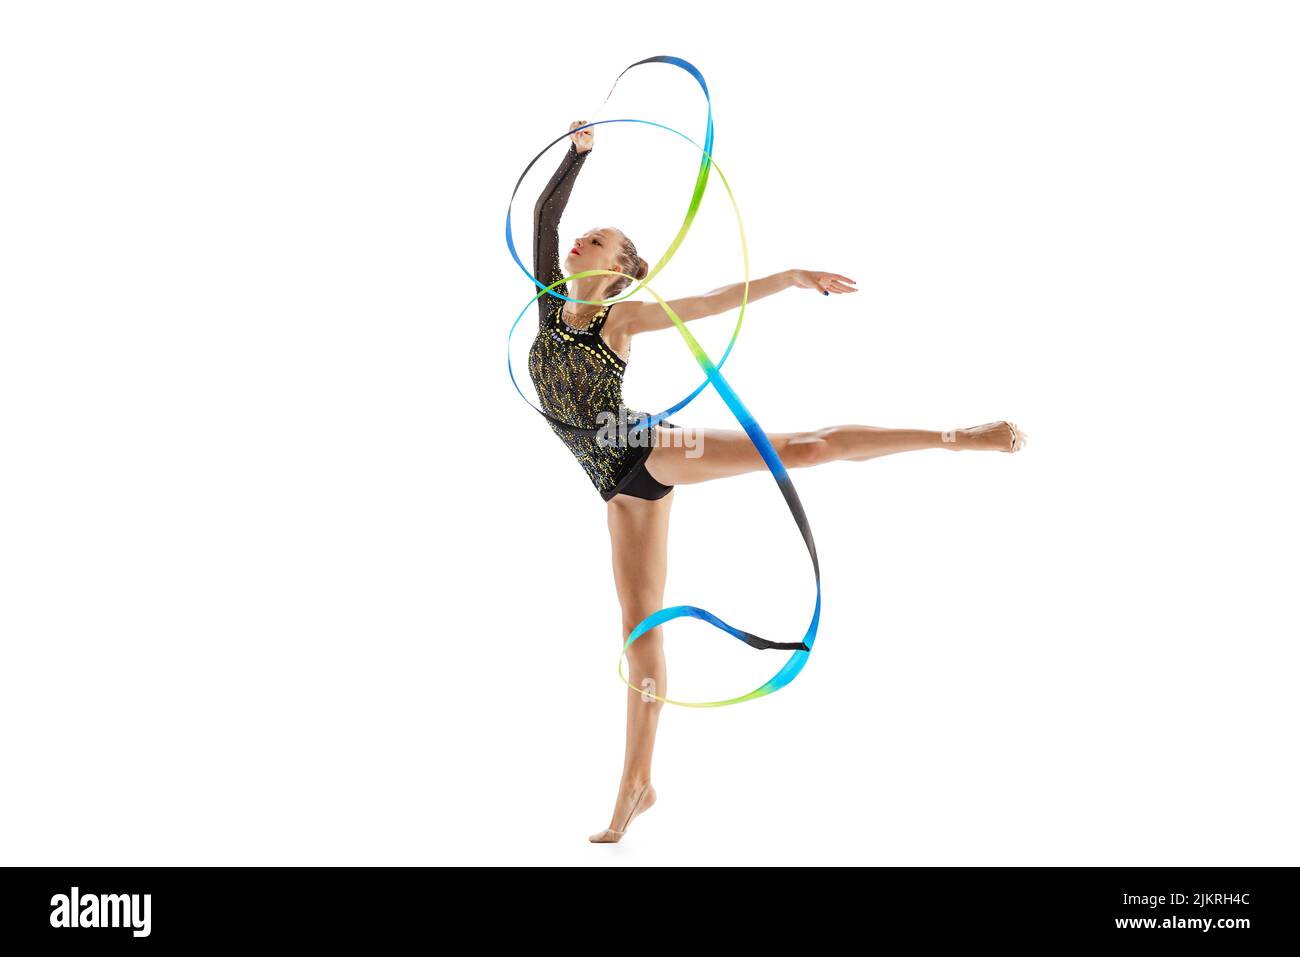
589, 781, 657, 844
945, 421, 1027, 453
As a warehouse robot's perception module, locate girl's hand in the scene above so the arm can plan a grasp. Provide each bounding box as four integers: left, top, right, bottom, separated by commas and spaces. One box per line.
790, 269, 857, 295
569, 120, 594, 153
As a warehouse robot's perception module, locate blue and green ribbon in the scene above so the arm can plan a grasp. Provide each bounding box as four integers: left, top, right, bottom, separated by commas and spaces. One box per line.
505, 56, 819, 707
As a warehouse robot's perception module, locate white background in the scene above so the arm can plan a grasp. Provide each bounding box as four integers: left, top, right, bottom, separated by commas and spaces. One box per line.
2, 1, 1296, 866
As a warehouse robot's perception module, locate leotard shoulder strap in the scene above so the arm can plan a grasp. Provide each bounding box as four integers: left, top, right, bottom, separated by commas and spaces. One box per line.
589, 303, 613, 334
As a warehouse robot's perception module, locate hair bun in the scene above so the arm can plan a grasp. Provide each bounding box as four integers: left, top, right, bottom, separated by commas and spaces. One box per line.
636, 256, 649, 281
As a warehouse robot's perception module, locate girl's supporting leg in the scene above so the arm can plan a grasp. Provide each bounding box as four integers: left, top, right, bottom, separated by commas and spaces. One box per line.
592, 489, 672, 840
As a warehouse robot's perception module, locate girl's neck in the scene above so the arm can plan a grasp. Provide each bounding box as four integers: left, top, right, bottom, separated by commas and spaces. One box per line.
562, 279, 608, 325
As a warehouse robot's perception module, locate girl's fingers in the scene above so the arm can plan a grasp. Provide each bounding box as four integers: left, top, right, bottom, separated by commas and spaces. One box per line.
814, 274, 858, 293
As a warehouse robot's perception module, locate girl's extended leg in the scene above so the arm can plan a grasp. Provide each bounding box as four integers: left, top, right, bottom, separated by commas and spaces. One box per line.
592, 489, 671, 841
644, 421, 1017, 487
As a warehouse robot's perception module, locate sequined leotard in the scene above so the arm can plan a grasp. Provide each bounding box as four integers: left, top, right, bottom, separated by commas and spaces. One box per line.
527, 142, 673, 500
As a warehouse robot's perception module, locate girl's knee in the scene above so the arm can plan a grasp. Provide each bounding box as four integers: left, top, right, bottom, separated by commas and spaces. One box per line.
622, 615, 663, 645
618, 616, 660, 655
782, 433, 833, 468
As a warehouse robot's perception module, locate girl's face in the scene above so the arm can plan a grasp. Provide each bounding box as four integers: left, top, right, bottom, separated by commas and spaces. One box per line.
564, 227, 620, 279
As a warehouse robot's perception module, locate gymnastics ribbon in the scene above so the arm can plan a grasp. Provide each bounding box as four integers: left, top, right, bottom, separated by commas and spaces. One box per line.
506, 56, 819, 707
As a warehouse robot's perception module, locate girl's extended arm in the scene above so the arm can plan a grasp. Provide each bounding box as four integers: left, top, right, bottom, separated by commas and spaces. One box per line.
533, 142, 590, 326
616, 268, 857, 335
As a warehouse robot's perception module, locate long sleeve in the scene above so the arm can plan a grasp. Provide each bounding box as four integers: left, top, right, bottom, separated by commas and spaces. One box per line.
533, 141, 590, 326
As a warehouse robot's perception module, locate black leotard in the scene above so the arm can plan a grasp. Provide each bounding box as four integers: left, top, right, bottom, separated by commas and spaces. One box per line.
527, 142, 674, 501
